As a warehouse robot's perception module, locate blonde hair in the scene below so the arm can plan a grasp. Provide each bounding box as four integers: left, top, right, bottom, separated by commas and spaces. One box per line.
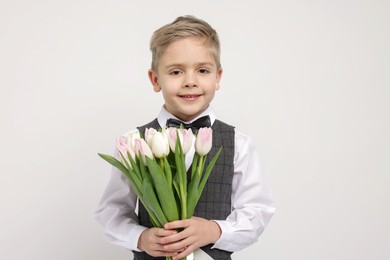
150, 15, 221, 71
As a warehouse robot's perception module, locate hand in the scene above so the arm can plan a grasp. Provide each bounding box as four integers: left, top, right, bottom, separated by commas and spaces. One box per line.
162, 217, 222, 260
138, 227, 178, 257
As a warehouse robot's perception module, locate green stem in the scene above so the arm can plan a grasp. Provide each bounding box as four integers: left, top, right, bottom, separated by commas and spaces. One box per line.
181, 185, 187, 219
197, 156, 204, 178
181, 151, 187, 219
159, 158, 164, 172
164, 157, 173, 191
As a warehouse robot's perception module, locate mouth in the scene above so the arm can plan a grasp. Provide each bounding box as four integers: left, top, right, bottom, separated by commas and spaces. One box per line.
178, 94, 202, 101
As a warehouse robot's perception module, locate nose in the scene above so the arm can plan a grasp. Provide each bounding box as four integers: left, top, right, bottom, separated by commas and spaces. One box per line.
184, 72, 197, 88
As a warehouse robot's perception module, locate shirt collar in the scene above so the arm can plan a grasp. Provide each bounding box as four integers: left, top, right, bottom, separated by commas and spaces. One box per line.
157, 106, 216, 128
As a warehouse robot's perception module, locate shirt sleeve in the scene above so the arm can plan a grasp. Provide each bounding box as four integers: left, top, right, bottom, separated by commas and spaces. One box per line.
93, 130, 147, 251
212, 129, 276, 252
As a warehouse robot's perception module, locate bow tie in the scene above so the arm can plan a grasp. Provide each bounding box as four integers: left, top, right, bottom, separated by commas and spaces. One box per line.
166, 115, 211, 132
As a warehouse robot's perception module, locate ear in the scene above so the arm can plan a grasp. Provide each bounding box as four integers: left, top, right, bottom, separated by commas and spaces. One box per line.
215, 67, 223, 90
148, 69, 161, 92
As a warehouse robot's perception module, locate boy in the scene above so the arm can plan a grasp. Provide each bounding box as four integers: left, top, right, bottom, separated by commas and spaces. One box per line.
94, 15, 275, 260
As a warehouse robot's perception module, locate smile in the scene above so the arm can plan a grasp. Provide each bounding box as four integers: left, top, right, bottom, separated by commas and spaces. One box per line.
179, 94, 201, 98
178, 94, 202, 101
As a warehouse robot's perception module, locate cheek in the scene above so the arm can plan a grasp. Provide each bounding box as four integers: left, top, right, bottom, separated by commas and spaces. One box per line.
209, 91, 216, 100
204, 80, 219, 92
162, 79, 181, 93
161, 87, 176, 99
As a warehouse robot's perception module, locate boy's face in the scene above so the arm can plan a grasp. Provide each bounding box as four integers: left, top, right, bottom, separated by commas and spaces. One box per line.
149, 37, 222, 122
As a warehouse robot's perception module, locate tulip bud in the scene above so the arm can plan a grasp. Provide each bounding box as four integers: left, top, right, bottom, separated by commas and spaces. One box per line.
134, 138, 154, 163
167, 127, 183, 153
145, 128, 158, 146
150, 132, 170, 158
195, 127, 212, 156
179, 128, 194, 154
116, 135, 127, 148
127, 131, 141, 151
116, 136, 135, 167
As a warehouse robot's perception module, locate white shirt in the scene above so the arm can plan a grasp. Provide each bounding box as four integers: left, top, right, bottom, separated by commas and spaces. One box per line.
93, 106, 275, 253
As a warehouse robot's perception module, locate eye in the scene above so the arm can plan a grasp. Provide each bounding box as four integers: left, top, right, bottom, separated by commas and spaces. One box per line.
198, 68, 210, 74
169, 69, 182, 76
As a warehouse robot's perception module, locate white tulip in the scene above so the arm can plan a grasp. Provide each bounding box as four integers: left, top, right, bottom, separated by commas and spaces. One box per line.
145, 128, 158, 146
151, 132, 170, 158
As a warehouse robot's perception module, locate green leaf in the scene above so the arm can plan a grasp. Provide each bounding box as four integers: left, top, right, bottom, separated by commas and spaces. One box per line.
198, 147, 223, 200
119, 153, 142, 189
186, 177, 200, 217
174, 133, 188, 219
99, 153, 141, 193
173, 174, 181, 201
146, 157, 179, 222
148, 212, 161, 227
128, 153, 142, 182
118, 152, 131, 170
98, 153, 168, 227
98, 153, 128, 174
138, 155, 147, 181
137, 195, 162, 228
187, 155, 203, 217
164, 157, 172, 191
142, 174, 168, 226
191, 153, 199, 179
174, 136, 186, 188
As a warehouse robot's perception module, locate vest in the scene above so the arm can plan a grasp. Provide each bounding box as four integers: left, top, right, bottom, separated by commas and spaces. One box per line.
133, 119, 235, 260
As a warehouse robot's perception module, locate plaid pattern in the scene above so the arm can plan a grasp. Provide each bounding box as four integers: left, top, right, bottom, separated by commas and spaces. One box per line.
134, 119, 235, 260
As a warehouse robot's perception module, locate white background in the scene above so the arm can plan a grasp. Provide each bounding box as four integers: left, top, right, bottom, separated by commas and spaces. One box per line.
1, 0, 389, 259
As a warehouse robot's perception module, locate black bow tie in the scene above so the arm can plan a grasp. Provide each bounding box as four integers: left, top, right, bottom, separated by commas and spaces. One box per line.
166, 115, 211, 132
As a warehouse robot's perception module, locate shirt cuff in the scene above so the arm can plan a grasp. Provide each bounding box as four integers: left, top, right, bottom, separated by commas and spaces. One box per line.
210, 220, 236, 251
128, 225, 148, 252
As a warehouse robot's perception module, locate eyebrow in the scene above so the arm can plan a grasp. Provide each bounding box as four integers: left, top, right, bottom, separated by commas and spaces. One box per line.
164, 62, 215, 70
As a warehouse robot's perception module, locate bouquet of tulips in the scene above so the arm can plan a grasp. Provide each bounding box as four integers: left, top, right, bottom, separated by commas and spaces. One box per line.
98, 127, 222, 260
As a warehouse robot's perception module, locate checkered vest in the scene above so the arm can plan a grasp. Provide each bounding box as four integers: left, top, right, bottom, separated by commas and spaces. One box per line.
133, 119, 235, 260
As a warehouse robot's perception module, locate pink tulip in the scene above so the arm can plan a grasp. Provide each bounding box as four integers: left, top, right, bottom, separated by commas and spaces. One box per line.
116, 136, 135, 167
166, 128, 194, 154
195, 128, 213, 156
116, 135, 127, 148
134, 138, 154, 163
180, 128, 194, 154
167, 127, 182, 153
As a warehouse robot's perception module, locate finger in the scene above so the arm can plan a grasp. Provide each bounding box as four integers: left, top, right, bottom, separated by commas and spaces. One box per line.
164, 219, 191, 230
154, 228, 177, 237
154, 231, 179, 247
160, 228, 189, 244
172, 245, 194, 260
163, 237, 193, 252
